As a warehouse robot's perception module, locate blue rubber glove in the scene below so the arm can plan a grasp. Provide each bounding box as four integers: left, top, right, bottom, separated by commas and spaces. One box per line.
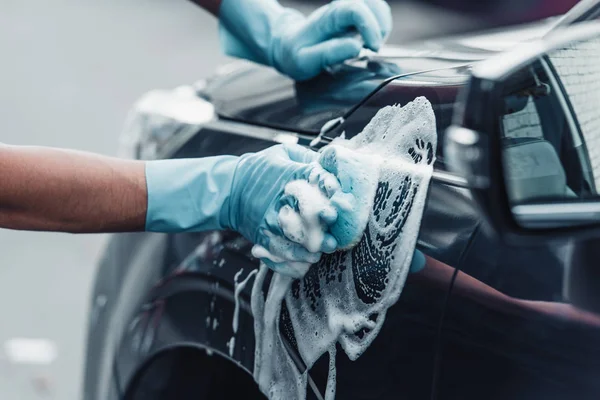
145, 145, 340, 270
218, 0, 393, 81
410, 249, 426, 273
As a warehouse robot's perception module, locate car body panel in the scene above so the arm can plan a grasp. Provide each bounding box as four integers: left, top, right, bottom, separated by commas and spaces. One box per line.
438, 233, 600, 399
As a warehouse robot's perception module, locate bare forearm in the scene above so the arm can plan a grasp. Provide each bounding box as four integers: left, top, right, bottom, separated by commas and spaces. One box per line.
187, 0, 222, 16
0, 145, 147, 233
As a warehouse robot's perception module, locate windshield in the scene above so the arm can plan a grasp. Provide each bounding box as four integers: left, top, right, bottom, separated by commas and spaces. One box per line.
321, 62, 470, 170
210, 59, 470, 136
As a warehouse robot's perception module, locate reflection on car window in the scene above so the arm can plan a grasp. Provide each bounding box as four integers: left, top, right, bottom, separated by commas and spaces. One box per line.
499, 61, 585, 204
549, 38, 600, 189
502, 98, 544, 140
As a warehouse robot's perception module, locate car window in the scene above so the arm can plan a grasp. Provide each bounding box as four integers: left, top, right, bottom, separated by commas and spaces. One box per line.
499, 58, 596, 203
549, 37, 600, 190
439, 51, 600, 397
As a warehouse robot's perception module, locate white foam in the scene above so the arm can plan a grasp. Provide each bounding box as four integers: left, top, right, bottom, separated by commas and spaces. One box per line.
233, 268, 258, 334
252, 165, 342, 277
277, 205, 305, 245
252, 268, 306, 399
228, 268, 259, 359
227, 336, 235, 358
280, 180, 330, 253
249, 97, 437, 399
233, 268, 245, 330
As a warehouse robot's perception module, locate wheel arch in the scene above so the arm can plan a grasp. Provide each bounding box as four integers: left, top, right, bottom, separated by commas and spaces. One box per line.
123, 343, 264, 399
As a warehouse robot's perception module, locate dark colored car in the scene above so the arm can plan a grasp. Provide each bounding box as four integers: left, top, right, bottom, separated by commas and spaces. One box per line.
83, 4, 600, 399
422, 0, 579, 25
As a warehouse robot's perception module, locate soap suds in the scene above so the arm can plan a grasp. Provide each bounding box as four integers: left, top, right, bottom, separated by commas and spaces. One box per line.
249, 97, 437, 399
227, 336, 235, 357
229, 268, 259, 358
278, 205, 306, 245
252, 269, 306, 399
252, 165, 344, 278
280, 179, 331, 254
233, 268, 258, 334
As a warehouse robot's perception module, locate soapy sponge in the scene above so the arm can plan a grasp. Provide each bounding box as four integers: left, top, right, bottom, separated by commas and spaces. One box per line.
318, 145, 382, 250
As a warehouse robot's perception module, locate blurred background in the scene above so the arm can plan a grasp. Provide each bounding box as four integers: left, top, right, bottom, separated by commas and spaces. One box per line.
0, 0, 579, 399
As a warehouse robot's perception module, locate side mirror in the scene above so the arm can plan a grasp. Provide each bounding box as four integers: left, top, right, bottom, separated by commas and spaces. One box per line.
445, 21, 600, 245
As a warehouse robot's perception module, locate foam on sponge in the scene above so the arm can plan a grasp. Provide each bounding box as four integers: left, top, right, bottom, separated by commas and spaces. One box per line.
318, 145, 382, 249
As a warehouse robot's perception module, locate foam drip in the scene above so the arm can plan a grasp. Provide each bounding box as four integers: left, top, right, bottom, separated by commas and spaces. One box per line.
233, 268, 258, 334
229, 268, 258, 357
249, 97, 437, 399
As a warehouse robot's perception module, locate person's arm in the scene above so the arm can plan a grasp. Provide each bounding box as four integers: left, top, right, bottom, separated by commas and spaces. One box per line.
0, 143, 348, 277
0, 144, 147, 233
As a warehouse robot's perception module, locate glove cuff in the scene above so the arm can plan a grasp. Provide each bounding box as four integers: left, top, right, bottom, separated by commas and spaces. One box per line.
218, 0, 303, 68
225, 152, 254, 236
145, 156, 239, 233
266, 9, 306, 74
218, 0, 284, 65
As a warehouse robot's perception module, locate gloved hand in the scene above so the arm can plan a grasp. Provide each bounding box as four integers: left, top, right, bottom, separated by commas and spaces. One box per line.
218, 0, 393, 81
145, 144, 340, 276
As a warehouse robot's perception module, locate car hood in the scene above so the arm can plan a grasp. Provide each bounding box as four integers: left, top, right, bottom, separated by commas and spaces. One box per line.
201, 19, 553, 134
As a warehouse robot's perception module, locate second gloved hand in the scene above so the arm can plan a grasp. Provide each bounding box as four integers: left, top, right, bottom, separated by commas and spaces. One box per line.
218, 0, 393, 81
145, 144, 341, 277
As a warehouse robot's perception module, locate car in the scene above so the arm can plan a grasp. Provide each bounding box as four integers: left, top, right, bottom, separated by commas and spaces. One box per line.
420, 0, 579, 25
83, 2, 600, 399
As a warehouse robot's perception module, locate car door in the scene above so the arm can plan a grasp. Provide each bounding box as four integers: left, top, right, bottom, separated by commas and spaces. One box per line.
435, 39, 600, 399
114, 59, 482, 399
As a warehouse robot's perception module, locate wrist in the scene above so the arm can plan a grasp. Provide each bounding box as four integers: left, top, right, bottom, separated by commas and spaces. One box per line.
222, 153, 249, 234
